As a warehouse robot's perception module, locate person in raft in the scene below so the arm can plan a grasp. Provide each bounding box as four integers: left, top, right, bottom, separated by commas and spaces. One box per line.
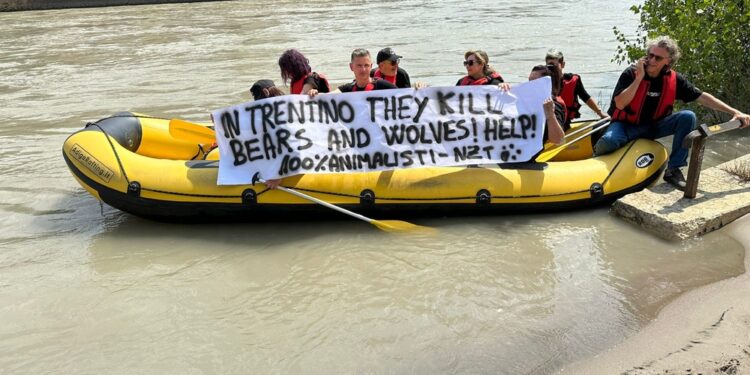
545, 48, 607, 125
336, 49, 398, 93
247, 79, 286, 189
456, 50, 504, 86
278, 49, 331, 96
370, 47, 428, 89
498, 64, 566, 147
593, 36, 750, 191
249, 79, 285, 101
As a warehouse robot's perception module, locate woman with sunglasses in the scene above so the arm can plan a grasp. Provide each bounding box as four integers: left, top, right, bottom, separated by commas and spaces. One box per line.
278, 49, 331, 96
456, 50, 504, 86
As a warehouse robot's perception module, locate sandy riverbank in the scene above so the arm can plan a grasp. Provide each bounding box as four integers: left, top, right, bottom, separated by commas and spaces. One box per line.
562, 213, 750, 374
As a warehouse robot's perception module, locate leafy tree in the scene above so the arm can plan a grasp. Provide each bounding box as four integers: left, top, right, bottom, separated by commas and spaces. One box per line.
613, 0, 749, 123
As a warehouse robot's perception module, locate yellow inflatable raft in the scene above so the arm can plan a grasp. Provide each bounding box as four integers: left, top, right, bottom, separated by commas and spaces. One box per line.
62, 113, 668, 221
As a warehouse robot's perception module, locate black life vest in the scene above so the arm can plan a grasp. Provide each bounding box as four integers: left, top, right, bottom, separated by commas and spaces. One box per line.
290, 72, 331, 94
560, 74, 582, 120
612, 69, 677, 124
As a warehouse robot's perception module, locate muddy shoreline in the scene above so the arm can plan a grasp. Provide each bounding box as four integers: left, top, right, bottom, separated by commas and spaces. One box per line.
561, 213, 750, 374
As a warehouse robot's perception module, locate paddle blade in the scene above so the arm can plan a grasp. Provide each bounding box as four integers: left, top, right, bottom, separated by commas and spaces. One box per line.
535, 144, 565, 163
169, 119, 216, 144
372, 220, 436, 233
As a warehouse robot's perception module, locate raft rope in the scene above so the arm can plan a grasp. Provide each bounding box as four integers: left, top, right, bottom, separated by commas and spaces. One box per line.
87, 121, 131, 186
601, 141, 636, 187
82, 114, 636, 202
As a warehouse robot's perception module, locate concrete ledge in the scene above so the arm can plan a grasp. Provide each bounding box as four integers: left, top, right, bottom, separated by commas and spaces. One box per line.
613, 153, 750, 241
1, 0, 227, 12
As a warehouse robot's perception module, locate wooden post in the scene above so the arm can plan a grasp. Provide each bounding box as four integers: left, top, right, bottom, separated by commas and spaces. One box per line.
684, 136, 706, 199
681, 120, 743, 199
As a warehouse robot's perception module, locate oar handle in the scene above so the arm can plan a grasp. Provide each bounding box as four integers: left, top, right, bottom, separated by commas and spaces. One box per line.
562, 117, 611, 139
259, 178, 373, 224
551, 118, 611, 154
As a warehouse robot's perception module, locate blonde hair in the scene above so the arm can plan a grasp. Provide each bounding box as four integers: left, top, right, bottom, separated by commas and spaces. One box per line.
464, 50, 494, 76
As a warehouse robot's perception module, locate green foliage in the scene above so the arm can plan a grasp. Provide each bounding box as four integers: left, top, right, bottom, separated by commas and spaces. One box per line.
613, 0, 749, 122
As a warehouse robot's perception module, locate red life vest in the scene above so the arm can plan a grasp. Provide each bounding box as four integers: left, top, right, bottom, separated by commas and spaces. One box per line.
560, 74, 582, 120
489, 71, 504, 82
459, 75, 489, 86
351, 82, 375, 92
290, 72, 331, 94
373, 69, 396, 85
612, 70, 677, 124
459, 71, 504, 86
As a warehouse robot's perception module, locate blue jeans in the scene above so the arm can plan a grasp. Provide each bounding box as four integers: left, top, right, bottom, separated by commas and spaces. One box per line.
593, 111, 697, 169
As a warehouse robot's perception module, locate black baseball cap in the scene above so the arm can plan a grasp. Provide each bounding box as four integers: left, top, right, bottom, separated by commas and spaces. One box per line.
250, 79, 275, 100
376, 48, 402, 64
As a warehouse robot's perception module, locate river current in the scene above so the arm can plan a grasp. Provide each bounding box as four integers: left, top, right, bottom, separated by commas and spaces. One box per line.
1, 1, 749, 374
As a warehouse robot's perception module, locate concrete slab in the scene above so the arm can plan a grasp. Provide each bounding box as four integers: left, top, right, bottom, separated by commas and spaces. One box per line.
613, 153, 750, 241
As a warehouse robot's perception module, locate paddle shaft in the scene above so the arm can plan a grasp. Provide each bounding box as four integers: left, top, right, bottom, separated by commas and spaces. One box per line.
560, 117, 611, 140
536, 118, 612, 162
681, 119, 742, 148
258, 178, 374, 224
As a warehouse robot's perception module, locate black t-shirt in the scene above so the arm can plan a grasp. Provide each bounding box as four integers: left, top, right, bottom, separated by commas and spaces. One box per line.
370, 67, 411, 88
455, 75, 503, 86
543, 99, 568, 143
563, 73, 592, 102
301, 72, 330, 93
338, 79, 397, 93
606, 67, 702, 122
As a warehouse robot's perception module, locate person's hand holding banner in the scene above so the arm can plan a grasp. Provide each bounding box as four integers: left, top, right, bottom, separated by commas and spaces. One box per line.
211, 77, 551, 185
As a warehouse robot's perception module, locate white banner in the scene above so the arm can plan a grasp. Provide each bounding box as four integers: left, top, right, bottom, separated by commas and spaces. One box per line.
212, 77, 551, 185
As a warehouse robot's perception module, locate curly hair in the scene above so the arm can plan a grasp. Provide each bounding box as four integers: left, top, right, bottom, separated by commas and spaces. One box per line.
278, 49, 312, 84
646, 36, 681, 65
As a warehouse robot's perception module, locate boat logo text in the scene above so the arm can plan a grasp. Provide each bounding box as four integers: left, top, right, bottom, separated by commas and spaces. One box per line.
635, 153, 655, 168
70, 144, 114, 183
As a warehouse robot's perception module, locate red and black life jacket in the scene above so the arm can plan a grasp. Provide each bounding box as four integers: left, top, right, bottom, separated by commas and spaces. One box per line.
373, 69, 396, 85
489, 71, 504, 82
459, 71, 504, 86
554, 95, 568, 127
351, 82, 375, 92
290, 72, 331, 95
560, 74, 582, 120
612, 70, 677, 124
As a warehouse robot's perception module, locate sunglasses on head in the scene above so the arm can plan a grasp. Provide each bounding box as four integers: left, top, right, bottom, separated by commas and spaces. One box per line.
463, 60, 479, 67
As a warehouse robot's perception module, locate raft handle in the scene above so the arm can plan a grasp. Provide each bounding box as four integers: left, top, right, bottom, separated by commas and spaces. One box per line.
589, 183, 604, 199
360, 190, 375, 205
127, 181, 141, 197
476, 189, 491, 205
242, 189, 257, 205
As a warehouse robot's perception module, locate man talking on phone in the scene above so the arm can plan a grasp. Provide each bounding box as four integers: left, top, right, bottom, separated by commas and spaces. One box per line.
593, 36, 750, 191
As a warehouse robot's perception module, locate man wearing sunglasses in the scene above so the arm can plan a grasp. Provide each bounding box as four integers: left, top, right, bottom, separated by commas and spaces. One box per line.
369, 48, 411, 88
594, 36, 750, 191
